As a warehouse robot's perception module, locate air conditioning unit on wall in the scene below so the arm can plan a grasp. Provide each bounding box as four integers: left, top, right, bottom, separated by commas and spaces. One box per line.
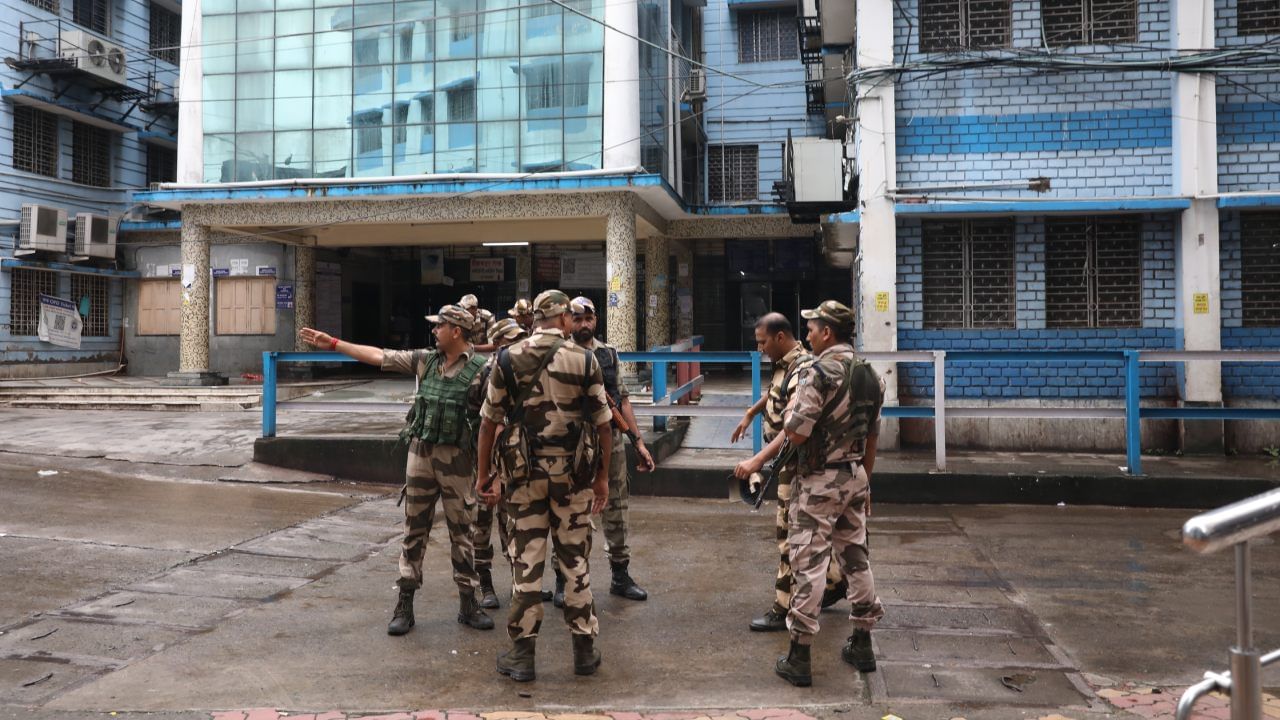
18, 204, 68, 254
686, 68, 706, 99
60, 29, 128, 86
73, 213, 118, 260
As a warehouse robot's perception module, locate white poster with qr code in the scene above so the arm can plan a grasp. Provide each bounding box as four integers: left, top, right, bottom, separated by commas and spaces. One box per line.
37, 294, 82, 349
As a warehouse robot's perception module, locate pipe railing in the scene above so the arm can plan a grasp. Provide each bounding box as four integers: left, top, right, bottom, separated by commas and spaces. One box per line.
1176, 488, 1280, 720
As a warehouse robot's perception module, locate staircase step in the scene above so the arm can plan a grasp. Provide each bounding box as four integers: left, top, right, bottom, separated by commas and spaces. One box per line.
8, 398, 255, 411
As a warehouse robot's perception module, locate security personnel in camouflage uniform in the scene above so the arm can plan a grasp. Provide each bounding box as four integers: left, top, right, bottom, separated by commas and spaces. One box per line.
475, 290, 614, 683
563, 296, 654, 604
298, 306, 495, 637
509, 298, 534, 332
460, 293, 496, 353
472, 317, 529, 609
773, 300, 886, 687
732, 313, 848, 632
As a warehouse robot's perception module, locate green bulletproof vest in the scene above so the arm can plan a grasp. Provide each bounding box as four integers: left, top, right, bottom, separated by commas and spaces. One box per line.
400, 352, 487, 449
796, 355, 882, 474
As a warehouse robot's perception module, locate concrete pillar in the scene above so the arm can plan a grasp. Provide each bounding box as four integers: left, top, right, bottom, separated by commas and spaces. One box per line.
644, 234, 670, 349
673, 239, 694, 340
168, 222, 225, 385
1172, 0, 1223, 452
294, 244, 316, 351
602, 0, 641, 170
515, 250, 532, 300
854, 0, 898, 446
605, 195, 638, 375
176, 0, 203, 183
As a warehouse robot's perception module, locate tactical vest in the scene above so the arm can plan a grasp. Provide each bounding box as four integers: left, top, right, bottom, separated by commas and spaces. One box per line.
796, 355, 882, 474
400, 352, 487, 449
594, 345, 622, 406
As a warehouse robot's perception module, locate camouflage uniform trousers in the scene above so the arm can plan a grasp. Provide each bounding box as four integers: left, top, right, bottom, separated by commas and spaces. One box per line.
786, 462, 885, 642
773, 463, 847, 614
599, 428, 630, 563
505, 454, 599, 640
397, 443, 480, 593
472, 493, 513, 572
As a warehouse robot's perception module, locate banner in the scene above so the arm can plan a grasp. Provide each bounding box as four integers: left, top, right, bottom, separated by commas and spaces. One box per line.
37, 294, 82, 349
560, 252, 606, 288
470, 258, 505, 282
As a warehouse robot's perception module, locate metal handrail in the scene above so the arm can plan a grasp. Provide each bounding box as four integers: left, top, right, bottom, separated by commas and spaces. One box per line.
1176, 488, 1280, 720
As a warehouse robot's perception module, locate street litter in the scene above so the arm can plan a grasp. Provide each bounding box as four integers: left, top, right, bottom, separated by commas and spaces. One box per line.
22, 672, 53, 687
27, 628, 57, 640
37, 470, 57, 477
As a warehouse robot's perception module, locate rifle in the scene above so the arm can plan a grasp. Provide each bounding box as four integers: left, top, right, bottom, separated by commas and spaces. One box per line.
606, 393, 655, 471
739, 441, 797, 509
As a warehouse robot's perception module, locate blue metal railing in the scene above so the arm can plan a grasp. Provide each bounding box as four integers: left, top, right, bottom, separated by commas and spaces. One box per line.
261, 351, 356, 437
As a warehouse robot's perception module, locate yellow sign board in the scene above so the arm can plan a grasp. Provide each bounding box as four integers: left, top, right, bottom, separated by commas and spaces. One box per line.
875, 291, 890, 312
1193, 293, 1209, 315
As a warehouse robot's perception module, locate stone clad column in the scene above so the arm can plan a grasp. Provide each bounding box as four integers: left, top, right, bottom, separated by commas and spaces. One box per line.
604, 194, 638, 375
673, 239, 694, 341
168, 221, 226, 385
294, 244, 316, 351
644, 234, 670, 349
515, 249, 532, 301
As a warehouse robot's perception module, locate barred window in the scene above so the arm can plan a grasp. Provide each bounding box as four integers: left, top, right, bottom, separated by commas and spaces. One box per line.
147, 145, 177, 186
920, 0, 1011, 51
74, 0, 111, 34
1046, 217, 1142, 328
1041, 0, 1136, 47
447, 86, 476, 122
738, 9, 799, 63
10, 269, 59, 336
71, 274, 110, 337
1241, 214, 1280, 326
149, 3, 180, 65
13, 106, 59, 178
354, 110, 383, 155
922, 219, 1016, 329
708, 145, 758, 203
22, 0, 59, 12
72, 121, 112, 187
526, 63, 562, 111
1238, 0, 1280, 35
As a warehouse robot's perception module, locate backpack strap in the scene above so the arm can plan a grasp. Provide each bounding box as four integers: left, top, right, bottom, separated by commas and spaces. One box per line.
502, 337, 566, 425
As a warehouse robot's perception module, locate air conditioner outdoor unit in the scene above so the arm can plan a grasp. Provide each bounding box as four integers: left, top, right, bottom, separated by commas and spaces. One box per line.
73, 213, 118, 259
59, 29, 128, 86
18, 204, 68, 253
687, 68, 706, 99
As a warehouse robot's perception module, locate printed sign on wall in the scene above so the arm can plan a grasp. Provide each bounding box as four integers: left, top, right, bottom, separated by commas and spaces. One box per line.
37, 294, 81, 349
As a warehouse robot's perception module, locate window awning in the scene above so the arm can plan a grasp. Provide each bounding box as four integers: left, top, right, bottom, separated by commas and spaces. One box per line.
138, 131, 178, 149
1, 89, 140, 134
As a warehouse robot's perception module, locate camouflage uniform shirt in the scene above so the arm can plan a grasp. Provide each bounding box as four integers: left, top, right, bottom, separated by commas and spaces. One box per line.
783, 343, 885, 464
468, 309, 495, 346
480, 328, 612, 456
764, 343, 812, 442
382, 347, 486, 455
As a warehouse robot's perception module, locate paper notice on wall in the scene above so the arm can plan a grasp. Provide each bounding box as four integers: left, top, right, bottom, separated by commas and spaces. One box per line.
608, 292, 625, 308
678, 295, 693, 315
181, 264, 196, 289
875, 291, 890, 312
230, 258, 250, 276
517, 279, 530, 294
678, 263, 689, 278
1193, 292, 1210, 315
37, 295, 81, 349
649, 293, 658, 308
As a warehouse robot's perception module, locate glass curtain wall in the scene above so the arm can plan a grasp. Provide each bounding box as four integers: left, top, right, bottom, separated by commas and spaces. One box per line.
637, 0, 669, 182
201, 0, 605, 181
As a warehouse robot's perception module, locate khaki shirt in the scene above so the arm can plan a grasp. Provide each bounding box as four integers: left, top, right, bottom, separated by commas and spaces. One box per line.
763, 343, 811, 442
480, 328, 612, 456
468, 309, 495, 346
783, 343, 885, 465
383, 347, 487, 453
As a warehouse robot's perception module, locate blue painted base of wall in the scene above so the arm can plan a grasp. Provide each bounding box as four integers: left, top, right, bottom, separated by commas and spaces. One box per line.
1223, 327, 1280, 400
898, 329, 1178, 399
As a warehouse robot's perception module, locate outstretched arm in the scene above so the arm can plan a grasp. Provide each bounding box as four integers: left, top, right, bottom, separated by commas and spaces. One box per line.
298, 327, 384, 367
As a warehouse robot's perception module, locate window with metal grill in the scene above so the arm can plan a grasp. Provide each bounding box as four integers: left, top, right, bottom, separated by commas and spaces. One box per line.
1045, 217, 1142, 328
71, 274, 110, 337
526, 63, 562, 111
447, 86, 476, 122
146, 144, 177, 186
74, 0, 111, 34
920, 0, 1011, 51
10, 269, 59, 336
737, 9, 799, 63
1241, 214, 1280, 326
149, 3, 180, 65
13, 106, 59, 178
22, 0, 59, 13
1238, 0, 1280, 35
72, 121, 112, 187
1041, 0, 1136, 47
708, 145, 758, 203
922, 219, 1016, 329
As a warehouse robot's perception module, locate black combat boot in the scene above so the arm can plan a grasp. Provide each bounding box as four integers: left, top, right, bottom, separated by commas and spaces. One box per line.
842, 629, 876, 672
775, 638, 812, 687
821, 578, 849, 609
749, 606, 788, 632
478, 568, 500, 609
552, 572, 566, 608
572, 634, 602, 676
387, 587, 415, 635
457, 589, 495, 630
609, 560, 648, 601
497, 637, 536, 682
